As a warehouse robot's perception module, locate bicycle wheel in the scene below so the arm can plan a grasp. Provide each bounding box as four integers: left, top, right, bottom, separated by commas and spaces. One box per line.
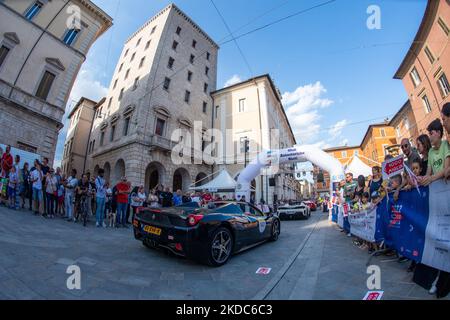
82, 199, 87, 227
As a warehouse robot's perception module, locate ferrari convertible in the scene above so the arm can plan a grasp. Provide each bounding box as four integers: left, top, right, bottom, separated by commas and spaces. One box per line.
133, 201, 281, 266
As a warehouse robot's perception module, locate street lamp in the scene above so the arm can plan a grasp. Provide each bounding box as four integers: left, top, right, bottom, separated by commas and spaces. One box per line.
244, 138, 249, 168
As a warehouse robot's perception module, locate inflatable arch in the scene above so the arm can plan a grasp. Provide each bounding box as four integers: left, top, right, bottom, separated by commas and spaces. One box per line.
235, 145, 345, 202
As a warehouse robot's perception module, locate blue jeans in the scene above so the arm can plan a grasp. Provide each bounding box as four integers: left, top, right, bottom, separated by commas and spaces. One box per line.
46, 193, 55, 216
96, 197, 106, 225
117, 202, 127, 225
65, 193, 74, 219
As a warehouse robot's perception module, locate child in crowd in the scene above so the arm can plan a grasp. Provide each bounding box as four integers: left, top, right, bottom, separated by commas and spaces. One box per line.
7, 166, 18, 209
389, 174, 403, 201
0, 171, 7, 206
361, 192, 372, 211
405, 159, 422, 191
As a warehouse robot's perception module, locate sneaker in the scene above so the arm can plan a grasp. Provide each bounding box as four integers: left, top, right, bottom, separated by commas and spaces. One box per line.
398, 256, 409, 263
96, 222, 100, 228
429, 284, 437, 295
347, 233, 352, 237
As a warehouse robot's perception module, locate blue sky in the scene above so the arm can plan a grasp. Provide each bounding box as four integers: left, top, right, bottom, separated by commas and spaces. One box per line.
54, 0, 427, 166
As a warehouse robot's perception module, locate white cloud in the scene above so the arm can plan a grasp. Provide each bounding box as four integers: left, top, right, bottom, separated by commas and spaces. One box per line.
340, 138, 349, 146
224, 74, 242, 88
283, 82, 334, 145
53, 66, 108, 167
328, 119, 349, 138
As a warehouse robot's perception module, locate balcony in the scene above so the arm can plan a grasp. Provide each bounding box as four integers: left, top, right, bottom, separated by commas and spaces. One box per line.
149, 134, 175, 151
149, 134, 207, 162
0, 79, 64, 126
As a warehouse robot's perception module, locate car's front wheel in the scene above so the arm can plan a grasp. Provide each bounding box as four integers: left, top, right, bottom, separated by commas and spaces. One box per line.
206, 227, 233, 267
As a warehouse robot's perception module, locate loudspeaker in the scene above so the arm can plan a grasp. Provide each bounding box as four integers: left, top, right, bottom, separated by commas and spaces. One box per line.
269, 178, 276, 186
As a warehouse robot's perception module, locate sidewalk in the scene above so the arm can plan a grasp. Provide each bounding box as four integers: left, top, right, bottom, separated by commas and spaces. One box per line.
266, 213, 449, 300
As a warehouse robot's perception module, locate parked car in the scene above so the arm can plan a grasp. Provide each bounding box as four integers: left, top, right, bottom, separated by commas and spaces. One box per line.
277, 201, 311, 220
303, 200, 317, 211
133, 201, 280, 266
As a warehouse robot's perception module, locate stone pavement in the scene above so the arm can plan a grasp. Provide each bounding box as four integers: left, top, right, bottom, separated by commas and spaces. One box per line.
0, 205, 446, 300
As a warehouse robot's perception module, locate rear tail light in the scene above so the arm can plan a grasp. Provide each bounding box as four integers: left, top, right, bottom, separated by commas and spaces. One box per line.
175, 243, 183, 251
187, 214, 203, 226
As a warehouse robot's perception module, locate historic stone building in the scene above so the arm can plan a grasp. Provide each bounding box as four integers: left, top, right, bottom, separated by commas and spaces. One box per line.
61, 97, 103, 176
211, 74, 300, 204
389, 100, 420, 146
394, 0, 450, 137
0, 0, 112, 165
86, 4, 219, 190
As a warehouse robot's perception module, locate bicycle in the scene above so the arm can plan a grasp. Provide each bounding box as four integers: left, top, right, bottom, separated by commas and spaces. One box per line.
79, 195, 89, 227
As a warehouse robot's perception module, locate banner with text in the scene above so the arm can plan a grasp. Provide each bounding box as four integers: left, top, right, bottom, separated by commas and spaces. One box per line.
340, 180, 450, 272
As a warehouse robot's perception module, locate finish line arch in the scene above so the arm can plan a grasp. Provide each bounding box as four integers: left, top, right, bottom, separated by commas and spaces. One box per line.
235, 145, 345, 203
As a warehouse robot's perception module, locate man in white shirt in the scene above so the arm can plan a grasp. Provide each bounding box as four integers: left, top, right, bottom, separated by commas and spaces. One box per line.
64, 169, 78, 222
30, 160, 43, 215
95, 169, 106, 228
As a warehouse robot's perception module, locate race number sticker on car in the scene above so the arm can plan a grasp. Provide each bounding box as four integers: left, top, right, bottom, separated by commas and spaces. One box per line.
257, 218, 266, 233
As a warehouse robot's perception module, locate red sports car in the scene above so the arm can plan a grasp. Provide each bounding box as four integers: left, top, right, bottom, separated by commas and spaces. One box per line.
303, 200, 317, 211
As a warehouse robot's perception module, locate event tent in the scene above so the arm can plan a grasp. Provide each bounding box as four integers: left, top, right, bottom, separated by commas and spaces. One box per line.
189, 169, 237, 192
344, 155, 372, 177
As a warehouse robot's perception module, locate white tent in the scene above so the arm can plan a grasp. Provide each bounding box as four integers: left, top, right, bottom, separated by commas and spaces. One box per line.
189, 169, 237, 192
345, 155, 372, 178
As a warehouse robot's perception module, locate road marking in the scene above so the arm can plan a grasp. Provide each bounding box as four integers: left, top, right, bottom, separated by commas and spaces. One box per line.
251, 213, 323, 300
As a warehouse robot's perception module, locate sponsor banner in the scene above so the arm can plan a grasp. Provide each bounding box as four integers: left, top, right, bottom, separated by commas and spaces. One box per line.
382, 155, 404, 179
379, 187, 429, 263
337, 181, 449, 272
337, 205, 344, 228
331, 205, 338, 223
421, 181, 450, 273
348, 207, 381, 243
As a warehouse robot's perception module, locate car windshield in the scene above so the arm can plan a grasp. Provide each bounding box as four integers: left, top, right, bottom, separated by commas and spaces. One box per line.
175, 202, 200, 209
198, 202, 247, 214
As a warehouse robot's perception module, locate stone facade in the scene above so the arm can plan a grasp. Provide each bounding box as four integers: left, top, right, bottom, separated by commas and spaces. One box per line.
85, 4, 218, 191
0, 0, 112, 165
394, 0, 450, 137
211, 75, 300, 204
389, 100, 420, 146
61, 97, 99, 176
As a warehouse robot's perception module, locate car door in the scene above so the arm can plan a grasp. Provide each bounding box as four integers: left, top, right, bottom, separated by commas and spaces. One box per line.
241, 203, 270, 243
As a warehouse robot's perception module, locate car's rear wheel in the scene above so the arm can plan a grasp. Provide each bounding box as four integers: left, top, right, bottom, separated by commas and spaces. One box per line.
207, 227, 233, 267
270, 219, 280, 241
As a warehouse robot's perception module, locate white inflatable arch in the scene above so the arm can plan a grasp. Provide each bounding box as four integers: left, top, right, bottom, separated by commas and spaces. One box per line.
235, 145, 344, 201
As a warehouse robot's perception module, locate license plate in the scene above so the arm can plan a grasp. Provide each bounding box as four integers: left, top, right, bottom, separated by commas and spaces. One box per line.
143, 225, 162, 236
